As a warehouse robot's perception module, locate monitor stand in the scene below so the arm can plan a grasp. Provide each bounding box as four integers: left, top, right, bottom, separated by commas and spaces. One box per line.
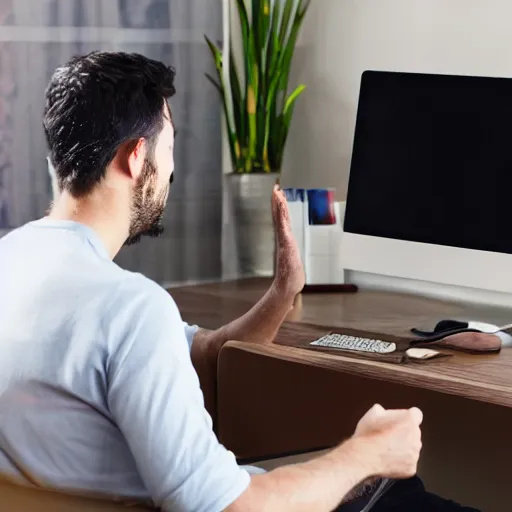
348, 270, 512, 310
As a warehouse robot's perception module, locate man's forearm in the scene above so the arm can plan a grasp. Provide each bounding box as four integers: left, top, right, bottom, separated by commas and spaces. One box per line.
228, 437, 378, 512
191, 281, 298, 421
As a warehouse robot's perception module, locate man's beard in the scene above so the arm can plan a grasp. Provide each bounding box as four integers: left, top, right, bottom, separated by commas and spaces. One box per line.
124, 158, 169, 246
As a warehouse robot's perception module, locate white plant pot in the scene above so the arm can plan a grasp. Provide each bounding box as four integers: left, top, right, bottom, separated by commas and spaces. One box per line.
222, 173, 277, 278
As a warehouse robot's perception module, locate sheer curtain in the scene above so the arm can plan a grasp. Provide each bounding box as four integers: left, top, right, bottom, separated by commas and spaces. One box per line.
0, 0, 223, 284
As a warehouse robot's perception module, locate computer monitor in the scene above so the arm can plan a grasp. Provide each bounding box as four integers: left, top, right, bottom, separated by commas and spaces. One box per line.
342, 70, 512, 295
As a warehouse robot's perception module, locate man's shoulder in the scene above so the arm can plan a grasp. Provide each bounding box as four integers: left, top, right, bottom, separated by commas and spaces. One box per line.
105, 272, 188, 370
115, 270, 173, 304
109, 270, 181, 326
0, 223, 31, 245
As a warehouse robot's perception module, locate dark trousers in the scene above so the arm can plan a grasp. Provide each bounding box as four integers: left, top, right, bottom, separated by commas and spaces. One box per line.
336, 477, 482, 512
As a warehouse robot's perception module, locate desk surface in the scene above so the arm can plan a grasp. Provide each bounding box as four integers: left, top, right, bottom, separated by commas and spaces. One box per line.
171, 278, 512, 408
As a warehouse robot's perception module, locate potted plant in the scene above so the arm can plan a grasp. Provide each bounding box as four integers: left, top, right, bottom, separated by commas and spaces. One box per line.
205, 0, 310, 277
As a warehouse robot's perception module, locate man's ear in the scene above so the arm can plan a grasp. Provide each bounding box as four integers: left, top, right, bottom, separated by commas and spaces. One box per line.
116, 138, 147, 181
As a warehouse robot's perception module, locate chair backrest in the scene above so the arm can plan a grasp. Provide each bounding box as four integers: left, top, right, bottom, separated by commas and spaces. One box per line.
0, 478, 158, 511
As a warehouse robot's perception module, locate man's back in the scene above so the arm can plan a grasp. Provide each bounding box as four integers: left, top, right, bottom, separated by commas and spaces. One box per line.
0, 219, 246, 512
0, 219, 152, 497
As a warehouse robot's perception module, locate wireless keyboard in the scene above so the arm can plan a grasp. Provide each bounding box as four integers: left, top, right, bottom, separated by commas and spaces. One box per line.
310, 333, 396, 354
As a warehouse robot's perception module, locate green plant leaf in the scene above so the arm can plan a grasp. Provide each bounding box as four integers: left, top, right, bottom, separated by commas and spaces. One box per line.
228, 42, 245, 151
234, 0, 259, 171
278, 0, 295, 48
204, 35, 240, 172
260, 0, 272, 76
278, 0, 311, 103
205, 0, 309, 173
266, 0, 283, 76
204, 34, 222, 71
262, 0, 308, 171
283, 84, 307, 118
253, 0, 273, 170
234, 0, 251, 94
275, 84, 306, 169
204, 73, 221, 93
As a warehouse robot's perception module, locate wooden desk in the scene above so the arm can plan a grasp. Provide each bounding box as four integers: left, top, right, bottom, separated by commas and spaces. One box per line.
171, 277, 512, 341
171, 278, 512, 511
171, 276, 512, 435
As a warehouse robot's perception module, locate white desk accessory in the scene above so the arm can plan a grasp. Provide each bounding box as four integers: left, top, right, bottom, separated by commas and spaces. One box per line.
285, 189, 354, 291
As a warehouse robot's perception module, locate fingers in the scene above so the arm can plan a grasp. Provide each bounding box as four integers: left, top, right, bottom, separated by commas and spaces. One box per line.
365, 404, 423, 424
408, 407, 423, 426
372, 403, 384, 413
272, 184, 284, 207
369, 403, 385, 416
380, 407, 423, 427
362, 403, 385, 422
273, 184, 286, 203
271, 184, 281, 213
272, 187, 289, 217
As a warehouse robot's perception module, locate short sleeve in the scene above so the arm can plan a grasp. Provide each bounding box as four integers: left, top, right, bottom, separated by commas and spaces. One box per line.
107, 279, 249, 512
183, 322, 199, 350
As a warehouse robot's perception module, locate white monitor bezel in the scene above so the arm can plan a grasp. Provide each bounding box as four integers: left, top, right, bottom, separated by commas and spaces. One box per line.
341, 231, 512, 300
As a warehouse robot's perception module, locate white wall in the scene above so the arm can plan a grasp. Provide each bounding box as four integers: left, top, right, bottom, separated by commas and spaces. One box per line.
283, 0, 512, 193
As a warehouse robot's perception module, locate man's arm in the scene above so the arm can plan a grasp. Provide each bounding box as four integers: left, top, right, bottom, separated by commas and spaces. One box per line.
191, 280, 298, 419
107, 283, 252, 512
191, 185, 305, 419
226, 405, 423, 512
231, 438, 376, 512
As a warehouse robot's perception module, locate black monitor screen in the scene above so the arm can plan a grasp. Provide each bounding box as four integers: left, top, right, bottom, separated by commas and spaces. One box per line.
344, 70, 512, 255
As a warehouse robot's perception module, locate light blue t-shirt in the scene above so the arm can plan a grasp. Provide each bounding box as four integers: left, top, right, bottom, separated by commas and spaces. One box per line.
0, 219, 250, 511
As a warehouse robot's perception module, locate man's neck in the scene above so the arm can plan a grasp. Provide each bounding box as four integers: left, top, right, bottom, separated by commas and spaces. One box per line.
48, 189, 129, 260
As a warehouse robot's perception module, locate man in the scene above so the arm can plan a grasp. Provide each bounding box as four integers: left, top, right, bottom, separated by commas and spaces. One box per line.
0, 52, 478, 511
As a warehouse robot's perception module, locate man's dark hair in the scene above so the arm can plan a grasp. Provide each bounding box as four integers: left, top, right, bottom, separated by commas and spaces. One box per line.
43, 51, 176, 196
